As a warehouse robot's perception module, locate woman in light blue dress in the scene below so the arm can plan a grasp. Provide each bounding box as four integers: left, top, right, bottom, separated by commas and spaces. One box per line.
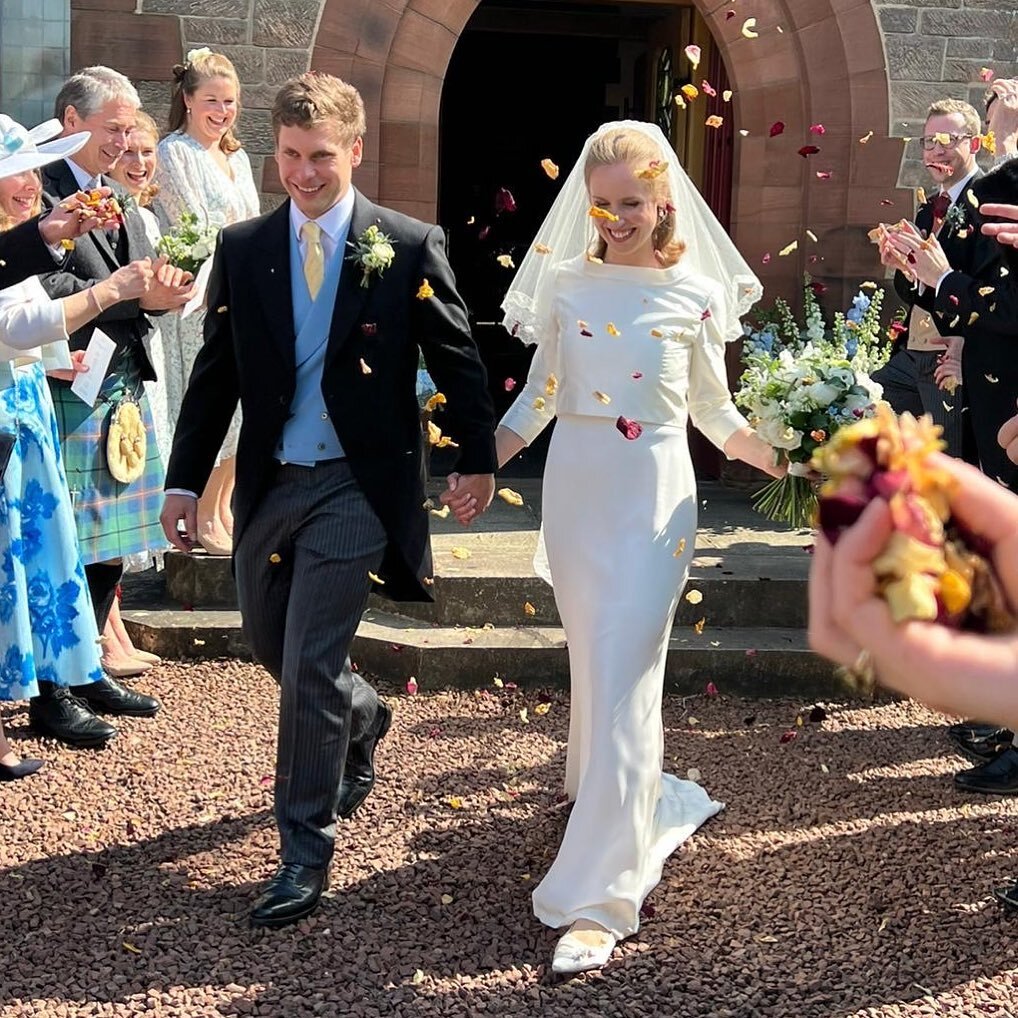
0, 114, 154, 775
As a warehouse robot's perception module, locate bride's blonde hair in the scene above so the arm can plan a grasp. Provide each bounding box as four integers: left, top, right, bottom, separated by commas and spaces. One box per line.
583, 127, 685, 267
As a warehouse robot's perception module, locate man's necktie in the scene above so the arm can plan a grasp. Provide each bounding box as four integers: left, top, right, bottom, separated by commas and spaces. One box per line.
301, 220, 324, 299
931, 191, 951, 231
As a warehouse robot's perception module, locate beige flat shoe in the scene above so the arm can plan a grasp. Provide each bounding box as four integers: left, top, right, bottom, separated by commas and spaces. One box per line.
551, 920, 617, 975
101, 657, 152, 679
130, 650, 162, 665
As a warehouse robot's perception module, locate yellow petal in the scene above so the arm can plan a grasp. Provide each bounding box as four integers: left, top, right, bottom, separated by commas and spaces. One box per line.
967, 190, 980, 208
545, 373, 558, 395
650, 328, 664, 338
496, 254, 515, 269
451, 547, 471, 560
359, 358, 372, 375
429, 504, 450, 519
448, 796, 463, 809
122, 942, 142, 955
722, 89, 733, 102
427, 420, 443, 445
741, 17, 759, 38
441, 894, 454, 905
705, 115, 724, 129
534, 701, 551, 715
523, 601, 536, 616
778, 240, 798, 257
588, 205, 620, 222
883, 574, 939, 622
693, 617, 706, 634
534, 242, 552, 255
978, 286, 996, 297
532, 396, 546, 410
681, 84, 699, 101
939, 568, 972, 615
674, 538, 687, 557
497, 486, 524, 506
859, 130, 874, 144
685, 589, 703, 604
424, 392, 447, 412
606, 322, 621, 337
269, 553, 281, 564
593, 390, 611, 404
368, 571, 385, 585
540, 158, 559, 180
519, 707, 529, 724
416, 279, 434, 299
806, 230, 818, 243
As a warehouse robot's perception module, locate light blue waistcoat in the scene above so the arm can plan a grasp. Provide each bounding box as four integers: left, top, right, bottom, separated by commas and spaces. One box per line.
276, 226, 346, 465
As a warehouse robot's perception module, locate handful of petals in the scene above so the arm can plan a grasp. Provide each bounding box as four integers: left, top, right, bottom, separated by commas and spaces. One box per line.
813, 406, 1017, 692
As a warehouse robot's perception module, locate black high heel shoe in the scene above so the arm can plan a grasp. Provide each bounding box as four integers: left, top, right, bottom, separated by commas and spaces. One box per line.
0, 758, 45, 781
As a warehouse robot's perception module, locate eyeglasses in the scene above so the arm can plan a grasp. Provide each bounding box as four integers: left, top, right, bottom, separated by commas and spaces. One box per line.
918, 133, 973, 151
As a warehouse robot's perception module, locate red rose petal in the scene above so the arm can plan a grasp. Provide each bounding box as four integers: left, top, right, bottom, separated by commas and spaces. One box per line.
361, 322, 378, 336
809, 123, 826, 135
495, 187, 517, 214
769, 121, 785, 137
779, 729, 798, 744
816, 171, 833, 180
615, 415, 643, 440
798, 145, 820, 158
504, 377, 517, 392
701, 80, 717, 97
705, 681, 719, 697
762, 252, 772, 264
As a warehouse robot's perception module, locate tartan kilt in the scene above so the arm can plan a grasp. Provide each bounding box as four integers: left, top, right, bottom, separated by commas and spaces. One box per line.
49, 365, 168, 566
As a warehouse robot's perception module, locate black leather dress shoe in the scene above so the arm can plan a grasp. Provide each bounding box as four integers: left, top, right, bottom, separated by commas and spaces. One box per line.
337, 700, 392, 820
993, 881, 1018, 912
948, 722, 1013, 745
78, 676, 160, 717
250, 864, 329, 928
29, 688, 117, 747
955, 747, 1018, 795
950, 728, 1013, 764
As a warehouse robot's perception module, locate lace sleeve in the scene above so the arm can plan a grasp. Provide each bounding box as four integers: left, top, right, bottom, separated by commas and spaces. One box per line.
153, 136, 199, 233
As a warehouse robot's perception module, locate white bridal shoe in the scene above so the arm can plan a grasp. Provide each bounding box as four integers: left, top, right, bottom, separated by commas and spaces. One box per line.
551, 920, 618, 975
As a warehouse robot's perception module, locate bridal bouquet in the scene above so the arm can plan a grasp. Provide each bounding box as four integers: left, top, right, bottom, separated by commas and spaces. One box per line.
735, 277, 890, 528
156, 211, 219, 274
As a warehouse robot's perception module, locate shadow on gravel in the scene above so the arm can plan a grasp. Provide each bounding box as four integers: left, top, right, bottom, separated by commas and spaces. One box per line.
2, 693, 1017, 1017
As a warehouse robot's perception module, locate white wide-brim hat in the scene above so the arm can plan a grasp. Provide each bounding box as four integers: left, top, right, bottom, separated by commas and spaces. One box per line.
0, 115, 90, 181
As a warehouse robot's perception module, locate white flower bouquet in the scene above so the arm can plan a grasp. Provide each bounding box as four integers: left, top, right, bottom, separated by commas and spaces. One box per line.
735, 277, 890, 527
156, 210, 219, 275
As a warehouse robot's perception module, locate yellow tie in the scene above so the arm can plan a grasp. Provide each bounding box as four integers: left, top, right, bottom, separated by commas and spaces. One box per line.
301, 220, 324, 299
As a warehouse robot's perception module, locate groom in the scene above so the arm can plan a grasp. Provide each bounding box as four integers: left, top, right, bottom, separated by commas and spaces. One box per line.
161, 72, 496, 927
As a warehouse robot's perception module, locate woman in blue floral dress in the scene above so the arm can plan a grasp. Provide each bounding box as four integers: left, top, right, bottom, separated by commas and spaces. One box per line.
0, 114, 154, 774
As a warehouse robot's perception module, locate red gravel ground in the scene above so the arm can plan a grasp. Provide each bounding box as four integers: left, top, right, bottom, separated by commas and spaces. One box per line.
3, 659, 1018, 1018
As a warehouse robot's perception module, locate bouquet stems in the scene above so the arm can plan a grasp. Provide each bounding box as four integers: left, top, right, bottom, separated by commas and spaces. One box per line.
751, 474, 817, 529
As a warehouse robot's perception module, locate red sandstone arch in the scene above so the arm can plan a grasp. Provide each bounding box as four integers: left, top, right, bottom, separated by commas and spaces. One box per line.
310, 0, 904, 303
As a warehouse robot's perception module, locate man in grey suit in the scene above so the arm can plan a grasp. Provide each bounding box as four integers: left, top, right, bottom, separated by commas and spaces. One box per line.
161, 73, 497, 928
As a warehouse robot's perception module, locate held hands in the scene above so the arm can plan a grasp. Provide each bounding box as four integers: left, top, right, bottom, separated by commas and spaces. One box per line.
933, 336, 964, 390
38, 188, 114, 245
440, 472, 496, 526
160, 493, 199, 553
808, 455, 1018, 727
877, 220, 923, 274
140, 256, 194, 311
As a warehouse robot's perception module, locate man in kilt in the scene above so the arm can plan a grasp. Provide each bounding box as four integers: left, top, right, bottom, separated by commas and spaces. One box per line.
36, 67, 192, 747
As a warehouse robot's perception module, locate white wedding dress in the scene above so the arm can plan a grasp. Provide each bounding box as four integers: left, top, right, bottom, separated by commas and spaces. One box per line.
500, 255, 747, 938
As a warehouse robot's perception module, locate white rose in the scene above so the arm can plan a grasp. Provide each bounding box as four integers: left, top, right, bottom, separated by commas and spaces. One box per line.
802, 381, 839, 407
371, 241, 394, 263
756, 419, 802, 451
191, 241, 211, 261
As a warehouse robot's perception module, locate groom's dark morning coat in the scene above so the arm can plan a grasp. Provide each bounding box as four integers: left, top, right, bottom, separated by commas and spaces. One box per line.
165, 190, 497, 599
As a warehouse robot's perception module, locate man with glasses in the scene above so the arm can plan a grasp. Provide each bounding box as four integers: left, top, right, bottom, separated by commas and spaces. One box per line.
875, 99, 992, 464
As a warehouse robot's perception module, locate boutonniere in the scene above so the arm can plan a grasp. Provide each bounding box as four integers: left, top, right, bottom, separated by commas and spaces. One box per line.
347, 224, 396, 288
941, 201, 967, 236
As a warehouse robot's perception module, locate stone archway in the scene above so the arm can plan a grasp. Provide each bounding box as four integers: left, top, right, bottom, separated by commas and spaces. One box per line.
309, 0, 905, 304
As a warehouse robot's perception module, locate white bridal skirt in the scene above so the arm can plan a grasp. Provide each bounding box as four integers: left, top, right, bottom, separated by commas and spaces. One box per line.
533, 413, 724, 938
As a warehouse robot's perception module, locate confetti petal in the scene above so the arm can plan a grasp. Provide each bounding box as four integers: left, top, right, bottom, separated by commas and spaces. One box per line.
741, 16, 759, 38
606, 322, 621, 337
798, 145, 820, 158
359, 358, 372, 375
496, 254, 515, 269
684, 44, 701, 69
495, 187, 517, 214
406, 676, 418, 695
588, 205, 620, 222
368, 571, 385, 585
504, 377, 516, 392
416, 279, 434, 299
497, 487, 524, 506
593, 390, 612, 405
722, 89, 733, 102
979, 67, 995, 82
541, 158, 559, 179
705, 115, 724, 129
705, 680, 719, 697
615, 415, 643, 440
778, 240, 798, 257
769, 121, 785, 138
686, 589, 704, 604
681, 84, 699, 102
674, 538, 687, 557
523, 601, 536, 616
809, 123, 826, 135
859, 130, 874, 144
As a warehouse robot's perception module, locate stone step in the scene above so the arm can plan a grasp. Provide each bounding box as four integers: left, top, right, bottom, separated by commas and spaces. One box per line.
161, 539, 812, 628
122, 606, 841, 698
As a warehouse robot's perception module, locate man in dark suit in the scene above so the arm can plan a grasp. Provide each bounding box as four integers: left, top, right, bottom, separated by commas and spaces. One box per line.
885, 114, 1018, 797
876, 99, 997, 463
161, 73, 497, 928
36, 67, 192, 748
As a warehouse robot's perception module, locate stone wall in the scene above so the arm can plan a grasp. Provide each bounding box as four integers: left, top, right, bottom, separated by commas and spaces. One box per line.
875, 1, 1018, 186
136, 0, 328, 206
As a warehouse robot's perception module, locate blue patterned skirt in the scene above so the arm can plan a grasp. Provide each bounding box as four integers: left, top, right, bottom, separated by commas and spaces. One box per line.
49, 357, 167, 566
0, 361, 103, 701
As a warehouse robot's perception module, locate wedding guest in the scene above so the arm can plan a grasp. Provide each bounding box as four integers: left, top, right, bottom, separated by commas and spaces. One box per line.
875, 100, 991, 462
153, 48, 260, 556
479, 122, 782, 974
105, 108, 166, 677
0, 113, 155, 757
986, 79, 1018, 168
807, 452, 1018, 908
38, 65, 193, 743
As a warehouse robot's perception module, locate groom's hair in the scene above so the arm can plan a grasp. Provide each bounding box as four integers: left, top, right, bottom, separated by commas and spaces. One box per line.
272, 73, 366, 146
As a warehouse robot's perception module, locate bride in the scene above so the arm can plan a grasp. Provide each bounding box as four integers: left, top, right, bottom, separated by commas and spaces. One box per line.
447, 121, 784, 973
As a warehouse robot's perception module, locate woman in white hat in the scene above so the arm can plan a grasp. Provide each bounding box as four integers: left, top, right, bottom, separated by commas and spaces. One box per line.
0, 114, 154, 775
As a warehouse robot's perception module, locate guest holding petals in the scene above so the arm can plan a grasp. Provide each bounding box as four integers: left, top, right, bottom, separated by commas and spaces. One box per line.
153, 49, 260, 556
0, 114, 155, 762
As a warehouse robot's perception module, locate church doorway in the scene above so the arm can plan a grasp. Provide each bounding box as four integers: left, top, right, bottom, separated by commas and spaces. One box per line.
439, 0, 734, 477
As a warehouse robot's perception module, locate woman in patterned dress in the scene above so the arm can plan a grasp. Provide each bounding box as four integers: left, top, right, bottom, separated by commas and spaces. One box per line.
0, 115, 155, 770
153, 49, 261, 555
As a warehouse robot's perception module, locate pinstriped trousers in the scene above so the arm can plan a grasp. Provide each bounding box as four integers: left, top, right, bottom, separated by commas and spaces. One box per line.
234, 460, 387, 867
